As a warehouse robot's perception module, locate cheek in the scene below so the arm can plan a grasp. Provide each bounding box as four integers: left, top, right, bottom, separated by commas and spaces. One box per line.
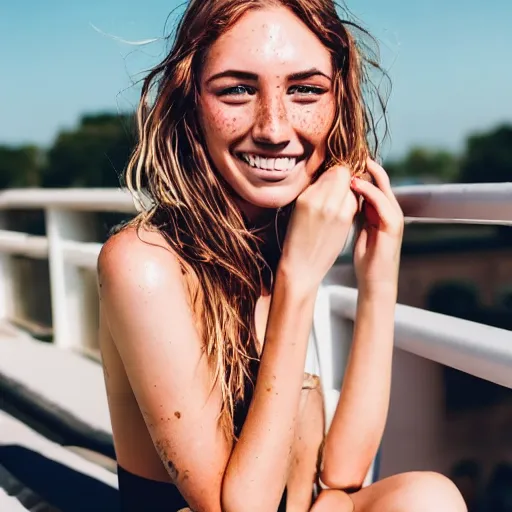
199, 97, 249, 140
290, 98, 335, 144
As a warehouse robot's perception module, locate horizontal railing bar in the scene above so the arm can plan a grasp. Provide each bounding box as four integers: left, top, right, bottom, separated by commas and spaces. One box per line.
405, 217, 512, 226
62, 241, 102, 270
0, 188, 138, 213
0, 230, 102, 269
0, 230, 48, 259
395, 182, 512, 225
328, 285, 512, 389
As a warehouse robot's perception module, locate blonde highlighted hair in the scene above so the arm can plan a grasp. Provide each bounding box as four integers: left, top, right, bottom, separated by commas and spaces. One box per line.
124, 0, 389, 438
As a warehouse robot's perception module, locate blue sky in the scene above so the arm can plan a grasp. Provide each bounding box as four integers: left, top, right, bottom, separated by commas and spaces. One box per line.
2, 0, 511, 158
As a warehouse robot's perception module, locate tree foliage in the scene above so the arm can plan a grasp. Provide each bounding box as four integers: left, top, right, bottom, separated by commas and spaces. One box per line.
459, 125, 512, 183
384, 147, 460, 183
41, 113, 136, 188
0, 145, 43, 188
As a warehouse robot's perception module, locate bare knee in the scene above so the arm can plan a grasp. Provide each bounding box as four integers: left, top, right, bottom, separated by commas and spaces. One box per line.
381, 471, 467, 512
310, 489, 354, 512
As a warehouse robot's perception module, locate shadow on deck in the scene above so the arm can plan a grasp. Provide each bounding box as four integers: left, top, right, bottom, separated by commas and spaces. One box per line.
0, 446, 119, 511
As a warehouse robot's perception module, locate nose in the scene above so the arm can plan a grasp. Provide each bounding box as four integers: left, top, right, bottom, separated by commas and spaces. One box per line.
251, 91, 292, 147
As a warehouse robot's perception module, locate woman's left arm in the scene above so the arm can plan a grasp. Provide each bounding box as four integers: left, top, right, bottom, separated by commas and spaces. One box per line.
320, 159, 404, 491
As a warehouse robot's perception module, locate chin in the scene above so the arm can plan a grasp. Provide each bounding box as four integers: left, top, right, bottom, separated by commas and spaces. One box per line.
236, 184, 303, 210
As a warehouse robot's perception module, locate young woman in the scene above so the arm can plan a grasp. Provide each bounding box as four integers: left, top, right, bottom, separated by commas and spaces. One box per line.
98, 1, 467, 510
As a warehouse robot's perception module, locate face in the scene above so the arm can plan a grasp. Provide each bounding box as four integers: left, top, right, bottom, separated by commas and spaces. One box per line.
198, 6, 336, 219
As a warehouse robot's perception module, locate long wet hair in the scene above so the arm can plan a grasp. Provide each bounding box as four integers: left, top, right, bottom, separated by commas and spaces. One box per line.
124, 0, 389, 438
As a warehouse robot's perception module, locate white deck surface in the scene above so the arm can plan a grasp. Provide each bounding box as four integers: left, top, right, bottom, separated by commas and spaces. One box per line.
0, 327, 112, 436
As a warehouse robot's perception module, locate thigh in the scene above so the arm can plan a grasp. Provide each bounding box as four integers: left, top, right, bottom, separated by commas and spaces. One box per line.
349, 471, 466, 512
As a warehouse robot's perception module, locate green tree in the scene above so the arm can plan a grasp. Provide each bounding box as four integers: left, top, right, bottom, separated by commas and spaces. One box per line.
385, 147, 459, 183
459, 124, 512, 183
42, 112, 136, 188
0, 145, 43, 189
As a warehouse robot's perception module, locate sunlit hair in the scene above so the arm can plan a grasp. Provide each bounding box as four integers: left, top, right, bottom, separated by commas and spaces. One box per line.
125, 0, 389, 438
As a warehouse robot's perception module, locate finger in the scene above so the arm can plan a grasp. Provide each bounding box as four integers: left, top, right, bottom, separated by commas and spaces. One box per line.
365, 158, 401, 210
350, 177, 400, 233
339, 189, 358, 219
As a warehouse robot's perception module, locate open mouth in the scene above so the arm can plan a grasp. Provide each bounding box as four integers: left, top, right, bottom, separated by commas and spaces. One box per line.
235, 152, 304, 172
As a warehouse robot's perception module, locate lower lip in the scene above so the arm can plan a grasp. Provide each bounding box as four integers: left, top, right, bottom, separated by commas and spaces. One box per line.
236, 157, 302, 182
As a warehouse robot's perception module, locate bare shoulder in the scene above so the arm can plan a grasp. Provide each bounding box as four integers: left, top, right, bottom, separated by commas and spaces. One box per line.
98, 224, 182, 288
97, 223, 200, 303
97, 223, 204, 341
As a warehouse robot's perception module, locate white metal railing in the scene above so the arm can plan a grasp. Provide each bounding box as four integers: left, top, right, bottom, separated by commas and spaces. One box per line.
0, 183, 512, 369
0, 188, 138, 351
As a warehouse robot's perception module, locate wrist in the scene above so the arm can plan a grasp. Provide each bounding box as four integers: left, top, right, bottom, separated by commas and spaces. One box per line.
275, 263, 320, 300
357, 281, 398, 302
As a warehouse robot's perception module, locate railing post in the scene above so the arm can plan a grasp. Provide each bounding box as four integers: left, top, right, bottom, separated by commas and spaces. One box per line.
0, 212, 14, 323
46, 209, 96, 351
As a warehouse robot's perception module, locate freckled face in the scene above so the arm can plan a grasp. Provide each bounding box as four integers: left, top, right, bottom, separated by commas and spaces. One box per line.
198, 7, 336, 215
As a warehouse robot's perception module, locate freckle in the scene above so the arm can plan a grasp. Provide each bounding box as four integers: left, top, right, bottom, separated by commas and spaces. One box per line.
266, 387, 271, 392
174, 411, 181, 419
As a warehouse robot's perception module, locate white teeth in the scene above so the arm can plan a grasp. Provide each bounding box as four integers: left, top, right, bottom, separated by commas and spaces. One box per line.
239, 153, 297, 171
274, 158, 285, 171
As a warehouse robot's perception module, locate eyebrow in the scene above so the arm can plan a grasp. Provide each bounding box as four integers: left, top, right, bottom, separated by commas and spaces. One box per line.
205, 67, 332, 84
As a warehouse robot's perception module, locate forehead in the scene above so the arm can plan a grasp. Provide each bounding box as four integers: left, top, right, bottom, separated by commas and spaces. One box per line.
203, 7, 332, 77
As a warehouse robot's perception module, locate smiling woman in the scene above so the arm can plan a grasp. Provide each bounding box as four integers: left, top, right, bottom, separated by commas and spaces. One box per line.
97, 1, 466, 511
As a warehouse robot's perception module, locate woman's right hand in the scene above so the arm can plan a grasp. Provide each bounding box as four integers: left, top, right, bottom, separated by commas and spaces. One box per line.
279, 165, 358, 292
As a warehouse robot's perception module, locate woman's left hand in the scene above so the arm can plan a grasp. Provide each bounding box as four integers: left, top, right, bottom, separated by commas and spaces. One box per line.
350, 158, 404, 296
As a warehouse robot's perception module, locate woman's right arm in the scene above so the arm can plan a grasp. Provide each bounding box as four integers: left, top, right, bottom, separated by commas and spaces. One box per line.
98, 228, 232, 511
